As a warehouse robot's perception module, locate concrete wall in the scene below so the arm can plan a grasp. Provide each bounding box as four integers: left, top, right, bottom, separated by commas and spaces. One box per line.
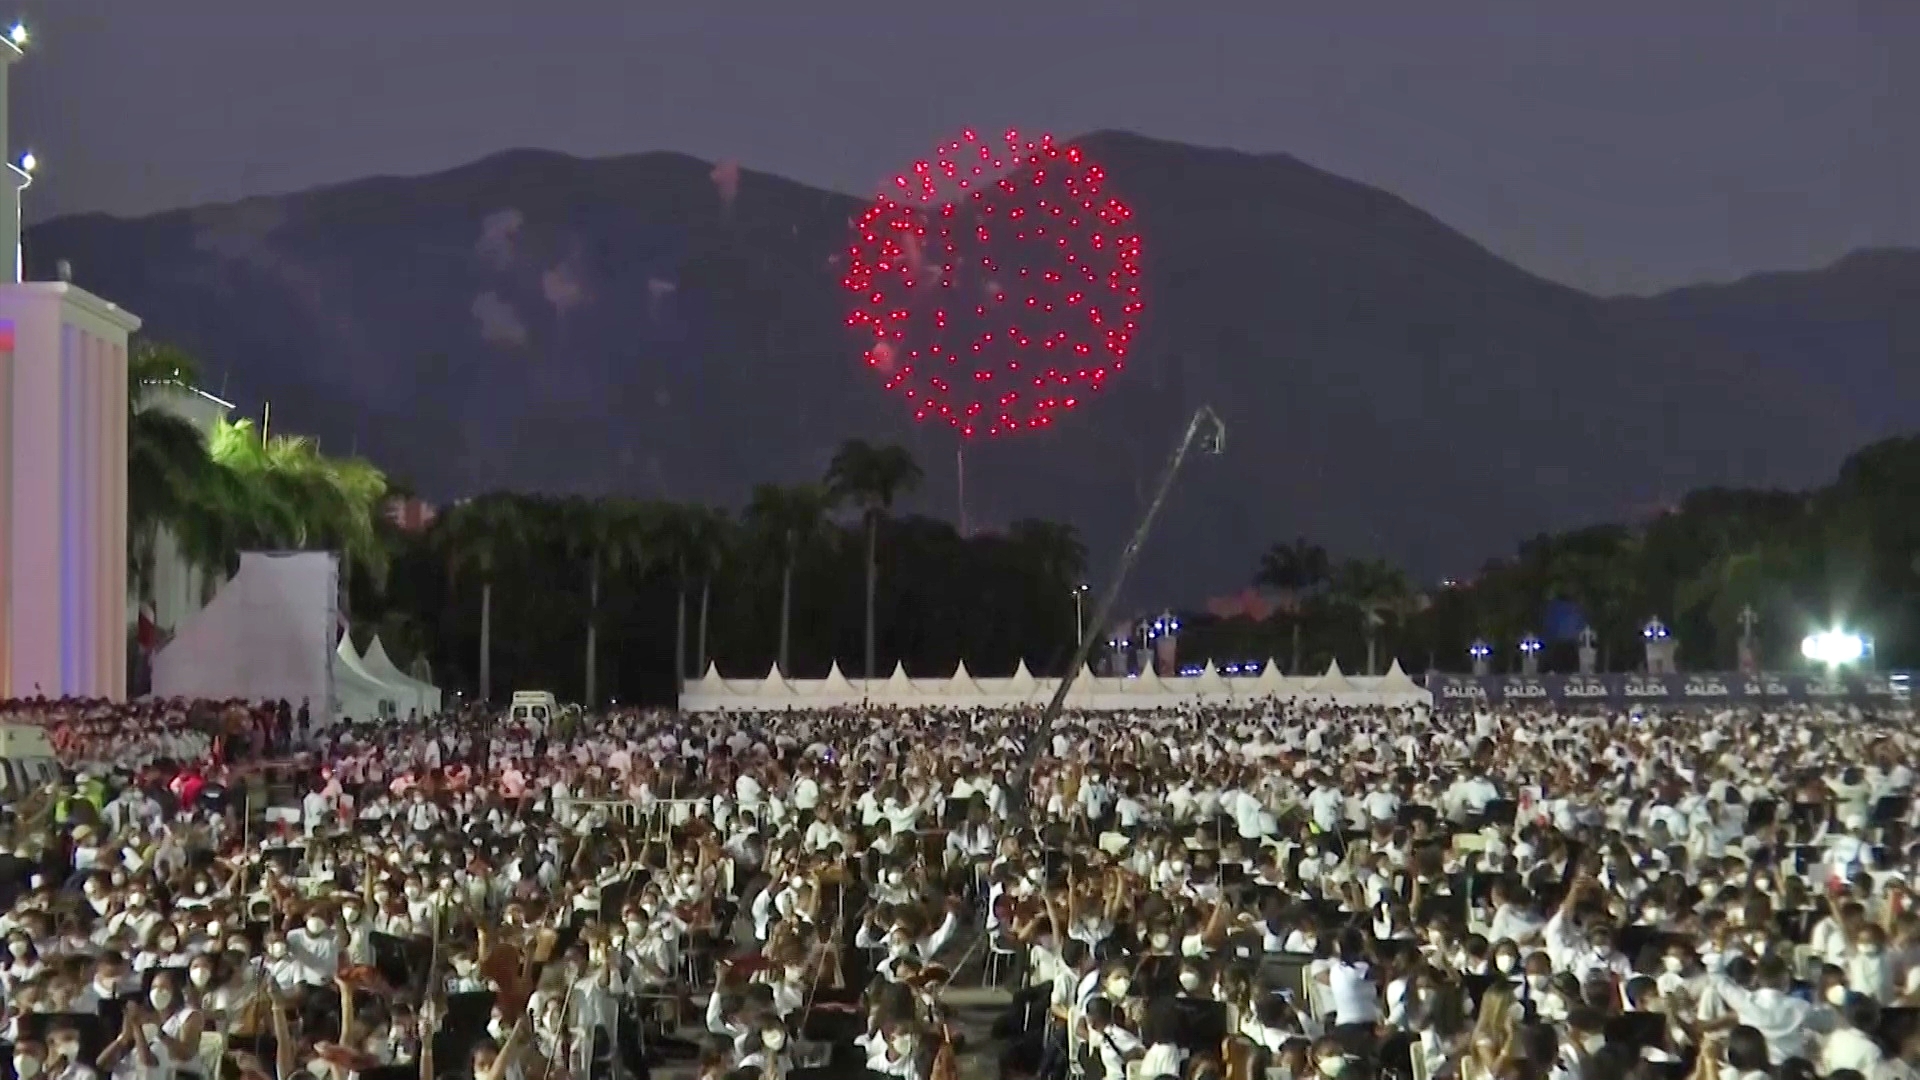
0, 283, 140, 698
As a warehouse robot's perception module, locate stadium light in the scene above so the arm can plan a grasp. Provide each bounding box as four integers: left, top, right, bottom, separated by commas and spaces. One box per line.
1800, 630, 1865, 667
8, 23, 26, 48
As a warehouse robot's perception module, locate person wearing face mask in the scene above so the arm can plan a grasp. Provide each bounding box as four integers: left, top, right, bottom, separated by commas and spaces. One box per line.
1080, 997, 1143, 1080
736, 1026, 792, 1079
12, 1036, 53, 1080
143, 972, 206, 1073
1702, 955, 1810, 1065
1821, 993, 1889, 1077
1848, 924, 1895, 1003
4, 931, 42, 985
286, 906, 342, 987
39, 1023, 95, 1080
1307, 1035, 1357, 1079
1312, 930, 1380, 1058
262, 933, 307, 993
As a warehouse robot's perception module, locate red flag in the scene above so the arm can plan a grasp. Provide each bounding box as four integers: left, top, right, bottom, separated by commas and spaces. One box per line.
137, 607, 158, 654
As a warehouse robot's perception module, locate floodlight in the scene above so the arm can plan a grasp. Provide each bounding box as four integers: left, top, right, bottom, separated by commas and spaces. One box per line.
1800, 630, 1865, 666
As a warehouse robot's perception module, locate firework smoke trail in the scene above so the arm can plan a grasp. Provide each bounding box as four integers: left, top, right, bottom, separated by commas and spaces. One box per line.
710, 161, 741, 212
646, 277, 677, 320
472, 291, 529, 348
476, 209, 524, 269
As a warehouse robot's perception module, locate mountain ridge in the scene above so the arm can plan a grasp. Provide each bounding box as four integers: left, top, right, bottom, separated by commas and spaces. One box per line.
23, 130, 1916, 604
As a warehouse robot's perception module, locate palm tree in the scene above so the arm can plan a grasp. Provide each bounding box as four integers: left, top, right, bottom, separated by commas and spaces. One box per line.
1006, 519, 1089, 587
1328, 557, 1414, 675
825, 440, 924, 679
562, 497, 653, 707
1254, 538, 1330, 673
684, 507, 733, 677
126, 344, 216, 610
744, 483, 833, 675
651, 503, 700, 690
434, 494, 528, 703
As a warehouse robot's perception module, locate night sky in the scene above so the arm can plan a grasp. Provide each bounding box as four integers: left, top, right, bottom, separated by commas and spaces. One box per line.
10, 0, 1913, 296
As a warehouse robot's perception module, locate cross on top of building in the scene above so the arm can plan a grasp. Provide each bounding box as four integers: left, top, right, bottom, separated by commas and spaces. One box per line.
1577, 625, 1598, 649
1738, 605, 1759, 639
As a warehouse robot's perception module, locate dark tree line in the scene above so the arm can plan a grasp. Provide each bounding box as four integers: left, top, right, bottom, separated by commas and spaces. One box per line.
1183, 436, 1920, 676
355, 439, 1090, 705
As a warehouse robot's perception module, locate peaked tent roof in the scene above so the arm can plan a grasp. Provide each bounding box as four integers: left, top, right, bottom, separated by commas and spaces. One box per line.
1310, 659, 1357, 694
822, 661, 856, 691
1378, 658, 1422, 692
1252, 659, 1288, 689
362, 635, 441, 715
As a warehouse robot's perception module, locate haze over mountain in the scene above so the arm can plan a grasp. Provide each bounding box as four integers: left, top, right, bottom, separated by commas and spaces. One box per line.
24, 131, 1918, 606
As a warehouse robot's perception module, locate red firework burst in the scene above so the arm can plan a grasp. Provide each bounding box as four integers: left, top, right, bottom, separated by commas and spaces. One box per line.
842, 129, 1144, 437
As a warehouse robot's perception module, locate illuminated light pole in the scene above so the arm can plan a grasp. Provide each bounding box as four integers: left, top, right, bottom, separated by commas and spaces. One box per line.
1071, 582, 1089, 647
1146, 611, 1181, 677
1642, 616, 1676, 674
1469, 638, 1492, 677
1518, 633, 1543, 677
1801, 629, 1868, 669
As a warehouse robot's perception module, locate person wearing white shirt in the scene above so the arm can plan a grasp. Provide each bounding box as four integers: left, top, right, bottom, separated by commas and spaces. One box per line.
1314, 933, 1381, 1047
1703, 958, 1811, 1064
1081, 997, 1141, 1080
1820, 994, 1890, 1078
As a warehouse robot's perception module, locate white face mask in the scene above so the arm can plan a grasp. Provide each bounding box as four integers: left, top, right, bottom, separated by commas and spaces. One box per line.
1827, 985, 1849, 1007
14, 1056, 40, 1080
189, 968, 213, 988
150, 988, 175, 1011
1494, 954, 1517, 973
1107, 977, 1130, 997
1179, 970, 1202, 992
762, 1030, 786, 1051
306, 918, 328, 936
1663, 956, 1684, 972
1317, 1057, 1346, 1077
267, 942, 288, 959
1150, 932, 1172, 950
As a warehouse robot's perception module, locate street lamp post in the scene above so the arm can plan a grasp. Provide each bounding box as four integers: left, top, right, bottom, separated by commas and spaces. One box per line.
1072, 583, 1090, 647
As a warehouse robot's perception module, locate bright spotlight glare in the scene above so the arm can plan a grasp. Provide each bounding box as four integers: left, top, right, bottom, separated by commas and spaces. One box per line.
1800, 630, 1864, 666
18, 152, 35, 174
8, 23, 25, 47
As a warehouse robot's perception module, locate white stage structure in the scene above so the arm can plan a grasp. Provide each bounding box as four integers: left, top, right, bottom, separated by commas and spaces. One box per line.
679, 657, 1430, 712
361, 635, 443, 717
153, 551, 339, 720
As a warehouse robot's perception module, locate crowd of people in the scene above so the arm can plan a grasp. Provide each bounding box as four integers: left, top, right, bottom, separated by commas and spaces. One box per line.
0, 693, 1917, 1080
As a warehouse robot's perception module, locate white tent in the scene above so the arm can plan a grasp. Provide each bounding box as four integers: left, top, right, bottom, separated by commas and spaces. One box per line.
335, 635, 413, 723
153, 552, 341, 724
362, 635, 443, 717
679, 657, 1432, 712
